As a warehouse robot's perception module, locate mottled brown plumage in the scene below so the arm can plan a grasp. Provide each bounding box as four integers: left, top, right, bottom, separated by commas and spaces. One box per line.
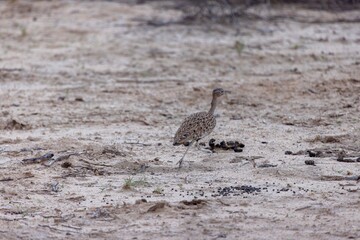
173, 112, 216, 146
173, 88, 229, 168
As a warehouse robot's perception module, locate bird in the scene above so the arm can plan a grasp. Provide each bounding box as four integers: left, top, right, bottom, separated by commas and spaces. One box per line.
173, 88, 229, 168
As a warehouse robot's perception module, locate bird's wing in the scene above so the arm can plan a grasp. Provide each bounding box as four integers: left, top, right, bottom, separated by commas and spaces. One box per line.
175, 112, 216, 142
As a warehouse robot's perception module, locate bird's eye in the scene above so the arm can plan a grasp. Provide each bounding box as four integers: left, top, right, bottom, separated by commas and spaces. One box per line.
183, 133, 188, 138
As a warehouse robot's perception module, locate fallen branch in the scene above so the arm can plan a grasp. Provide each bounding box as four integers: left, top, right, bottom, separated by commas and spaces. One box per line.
257, 163, 277, 168
124, 141, 151, 147
0, 177, 14, 182
337, 157, 360, 163
22, 153, 54, 164
45, 153, 80, 167
321, 175, 360, 181
38, 224, 79, 233
60, 224, 82, 230
295, 205, 312, 211
78, 159, 114, 167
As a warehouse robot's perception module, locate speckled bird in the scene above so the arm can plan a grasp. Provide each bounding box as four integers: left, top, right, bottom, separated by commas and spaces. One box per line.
173, 88, 229, 168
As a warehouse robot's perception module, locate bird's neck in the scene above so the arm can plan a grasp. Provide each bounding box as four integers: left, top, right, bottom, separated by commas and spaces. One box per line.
208, 96, 218, 115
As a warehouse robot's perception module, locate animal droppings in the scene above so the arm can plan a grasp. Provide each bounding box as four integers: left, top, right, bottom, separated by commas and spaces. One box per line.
208, 139, 245, 152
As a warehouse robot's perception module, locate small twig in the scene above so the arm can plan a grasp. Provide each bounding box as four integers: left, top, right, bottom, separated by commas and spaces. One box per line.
0, 217, 23, 221
38, 224, 79, 233
45, 153, 80, 167
295, 205, 312, 211
22, 153, 54, 164
217, 199, 231, 206
78, 159, 114, 167
0, 177, 14, 182
124, 141, 151, 147
337, 157, 360, 163
114, 77, 184, 84
60, 224, 82, 230
257, 163, 277, 168
321, 175, 360, 181
339, 183, 356, 187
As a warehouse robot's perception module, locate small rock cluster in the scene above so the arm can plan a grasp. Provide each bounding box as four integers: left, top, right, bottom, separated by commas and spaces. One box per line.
208, 139, 245, 152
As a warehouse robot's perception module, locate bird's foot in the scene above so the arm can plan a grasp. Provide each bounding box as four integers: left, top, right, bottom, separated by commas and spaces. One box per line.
176, 158, 184, 169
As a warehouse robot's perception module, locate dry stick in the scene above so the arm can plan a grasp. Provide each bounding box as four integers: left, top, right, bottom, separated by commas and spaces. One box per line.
337, 158, 360, 163
45, 153, 80, 167
321, 175, 360, 181
60, 224, 82, 230
295, 206, 312, 211
115, 78, 184, 84
124, 141, 151, 146
0, 177, 13, 182
217, 199, 231, 206
257, 163, 277, 168
38, 224, 80, 233
0, 217, 23, 221
22, 153, 54, 164
78, 159, 114, 167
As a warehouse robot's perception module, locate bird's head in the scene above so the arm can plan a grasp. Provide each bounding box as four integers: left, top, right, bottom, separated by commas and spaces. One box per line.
213, 88, 230, 98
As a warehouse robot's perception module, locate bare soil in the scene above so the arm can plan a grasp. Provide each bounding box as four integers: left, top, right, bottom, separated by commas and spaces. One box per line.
0, 1, 359, 239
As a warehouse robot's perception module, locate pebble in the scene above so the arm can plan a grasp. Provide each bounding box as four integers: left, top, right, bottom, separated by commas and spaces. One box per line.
305, 160, 316, 166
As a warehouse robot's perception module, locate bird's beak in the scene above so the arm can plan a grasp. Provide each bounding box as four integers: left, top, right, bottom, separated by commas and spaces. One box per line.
225, 90, 231, 94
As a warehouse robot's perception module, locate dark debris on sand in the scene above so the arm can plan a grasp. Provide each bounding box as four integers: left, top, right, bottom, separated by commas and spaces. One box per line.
208, 139, 245, 152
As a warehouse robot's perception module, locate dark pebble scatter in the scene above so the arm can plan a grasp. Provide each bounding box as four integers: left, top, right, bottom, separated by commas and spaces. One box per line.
171, 182, 303, 200
217, 185, 262, 197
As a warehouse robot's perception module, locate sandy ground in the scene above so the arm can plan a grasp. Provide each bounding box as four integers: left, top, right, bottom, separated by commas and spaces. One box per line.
0, 1, 360, 239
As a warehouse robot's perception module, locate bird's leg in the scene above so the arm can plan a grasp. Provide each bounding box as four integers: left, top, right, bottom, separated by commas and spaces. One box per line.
177, 141, 193, 169
195, 140, 213, 154
195, 140, 200, 150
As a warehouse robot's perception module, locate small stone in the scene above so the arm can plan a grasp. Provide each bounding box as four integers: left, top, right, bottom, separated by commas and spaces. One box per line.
305, 160, 315, 166
220, 141, 230, 150
217, 233, 227, 238
233, 141, 245, 148
61, 162, 72, 168
233, 147, 243, 153
135, 199, 147, 204
209, 139, 216, 149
